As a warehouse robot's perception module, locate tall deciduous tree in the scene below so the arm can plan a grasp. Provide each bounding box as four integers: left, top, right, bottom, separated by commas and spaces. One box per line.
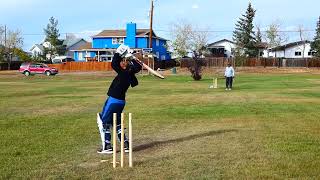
43, 17, 66, 58
265, 22, 287, 48
170, 21, 208, 58
0, 26, 4, 62
233, 2, 258, 57
1, 29, 24, 69
311, 16, 320, 57
170, 21, 209, 80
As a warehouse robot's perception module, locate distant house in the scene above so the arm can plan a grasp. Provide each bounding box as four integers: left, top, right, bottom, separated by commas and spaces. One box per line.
72, 22, 171, 62
63, 38, 87, 57
206, 39, 269, 58
256, 42, 269, 58
268, 40, 316, 58
29, 41, 54, 58
29, 38, 87, 59
206, 39, 236, 58
30, 44, 44, 57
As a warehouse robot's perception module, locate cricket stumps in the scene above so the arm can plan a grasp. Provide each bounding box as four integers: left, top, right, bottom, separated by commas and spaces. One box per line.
113, 113, 133, 168
209, 77, 218, 89
214, 77, 218, 89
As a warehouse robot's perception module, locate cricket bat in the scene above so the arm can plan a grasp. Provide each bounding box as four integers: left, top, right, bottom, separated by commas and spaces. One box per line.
132, 57, 165, 79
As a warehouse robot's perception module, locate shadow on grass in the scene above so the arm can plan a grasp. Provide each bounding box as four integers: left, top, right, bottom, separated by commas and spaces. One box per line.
133, 129, 237, 152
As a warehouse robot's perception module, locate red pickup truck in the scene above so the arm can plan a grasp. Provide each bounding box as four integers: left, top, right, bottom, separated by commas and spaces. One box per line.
19, 63, 58, 76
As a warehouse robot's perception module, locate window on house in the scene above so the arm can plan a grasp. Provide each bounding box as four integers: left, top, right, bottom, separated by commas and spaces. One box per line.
112, 38, 125, 44
260, 51, 264, 57
156, 39, 159, 46
161, 55, 166, 60
308, 51, 317, 56
295, 51, 302, 56
156, 52, 160, 58
119, 38, 124, 44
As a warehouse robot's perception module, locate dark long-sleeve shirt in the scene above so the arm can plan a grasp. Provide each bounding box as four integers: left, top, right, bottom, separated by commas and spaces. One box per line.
107, 53, 142, 100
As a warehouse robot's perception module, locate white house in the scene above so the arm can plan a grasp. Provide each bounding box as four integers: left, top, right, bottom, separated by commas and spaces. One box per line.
268, 40, 316, 58
207, 39, 269, 58
30, 44, 44, 57
207, 39, 236, 58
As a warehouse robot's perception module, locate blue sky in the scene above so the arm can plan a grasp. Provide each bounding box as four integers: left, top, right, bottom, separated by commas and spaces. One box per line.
1, 0, 319, 50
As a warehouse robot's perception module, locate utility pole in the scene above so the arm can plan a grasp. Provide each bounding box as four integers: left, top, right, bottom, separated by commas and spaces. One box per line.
149, 0, 154, 48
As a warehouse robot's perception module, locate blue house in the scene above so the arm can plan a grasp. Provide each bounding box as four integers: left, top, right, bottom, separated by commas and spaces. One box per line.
73, 23, 171, 62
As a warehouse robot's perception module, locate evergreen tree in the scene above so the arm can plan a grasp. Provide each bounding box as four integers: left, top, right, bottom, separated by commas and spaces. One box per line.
256, 26, 262, 44
43, 17, 66, 58
311, 16, 320, 57
233, 3, 258, 57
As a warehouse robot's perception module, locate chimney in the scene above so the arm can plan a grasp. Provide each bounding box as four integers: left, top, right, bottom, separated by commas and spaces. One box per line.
126, 22, 136, 48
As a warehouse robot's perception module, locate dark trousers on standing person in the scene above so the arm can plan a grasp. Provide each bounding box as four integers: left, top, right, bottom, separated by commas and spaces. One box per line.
226, 77, 233, 89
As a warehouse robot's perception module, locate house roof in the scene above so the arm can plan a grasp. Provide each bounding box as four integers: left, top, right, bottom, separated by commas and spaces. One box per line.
76, 42, 92, 50
92, 29, 168, 41
63, 38, 87, 48
207, 39, 235, 47
271, 40, 311, 51
93, 29, 151, 37
256, 42, 268, 49
30, 44, 44, 51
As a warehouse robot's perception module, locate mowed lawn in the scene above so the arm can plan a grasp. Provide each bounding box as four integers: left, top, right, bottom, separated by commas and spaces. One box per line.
0, 70, 319, 179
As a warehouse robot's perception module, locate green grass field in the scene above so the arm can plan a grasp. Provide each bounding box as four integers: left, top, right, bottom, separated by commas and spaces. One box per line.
0, 70, 320, 179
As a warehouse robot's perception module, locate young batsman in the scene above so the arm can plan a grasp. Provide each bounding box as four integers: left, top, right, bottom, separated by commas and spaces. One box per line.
97, 44, 142, 154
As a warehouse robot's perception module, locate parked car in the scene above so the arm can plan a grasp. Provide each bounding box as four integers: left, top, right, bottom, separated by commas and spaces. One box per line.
19, 63, 58, 76
52, 56, 75, 64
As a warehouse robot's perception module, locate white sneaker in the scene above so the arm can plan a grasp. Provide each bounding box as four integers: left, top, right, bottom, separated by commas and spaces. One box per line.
97, 149, 113, 154
228, 88, 232, 90
225, 88, 228, 91
97, 143, 113, 154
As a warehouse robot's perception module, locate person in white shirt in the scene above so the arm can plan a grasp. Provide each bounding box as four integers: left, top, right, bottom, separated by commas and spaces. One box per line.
224, 63, 235, 90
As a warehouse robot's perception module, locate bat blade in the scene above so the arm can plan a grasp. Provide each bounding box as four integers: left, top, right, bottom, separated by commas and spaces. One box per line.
142, 63, 165, 79
132, 57, 165, 79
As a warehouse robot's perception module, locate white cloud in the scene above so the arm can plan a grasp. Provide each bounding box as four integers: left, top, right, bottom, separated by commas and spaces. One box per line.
192, 4, 199, 9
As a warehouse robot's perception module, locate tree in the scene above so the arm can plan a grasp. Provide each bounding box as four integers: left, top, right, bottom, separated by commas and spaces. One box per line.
170, 21, 209, 80
255, 26, 262, 44
1, 29, 24, 69
297, 25, 308, 60
233, 2, 258, 57
14, 48, 31, 62
43, 17, 66, 58
0, 26, 5, 62
265, 22, 287, 48
170, 22, 193, 58
265, 22, 288, 58
311, 16, 320, 57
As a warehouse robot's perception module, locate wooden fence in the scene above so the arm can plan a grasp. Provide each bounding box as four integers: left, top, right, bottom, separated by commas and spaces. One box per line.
180, 57, 320, 68
48, 61, 112, 71
47, 58, 156, 72
2, 57, 319, 71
